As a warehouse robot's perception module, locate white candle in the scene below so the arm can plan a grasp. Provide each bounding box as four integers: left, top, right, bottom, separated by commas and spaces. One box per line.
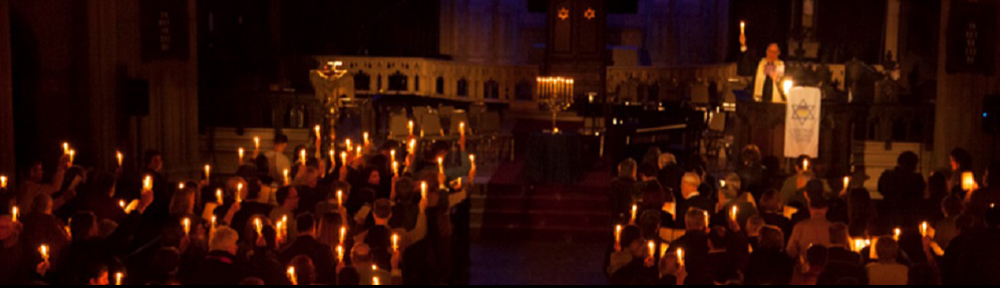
437, 157, 445, 175
392, 234, 399, 252
336, 245, 344, 263
392, 161, 399, 177
116, 151, 123, 167
238, 148, 245, 165
254, 218, 263, 237
68, 150, 76, 165
373, 276, 380, 286
115, 272, 123, 286
920, 222, 929, 238
336, 190, 343, 207
236, 183, 244, 203
614, 225, 622, 248
339, 226, 347, 245
119, 200, 126, 210
363, 132, 370, 147
0, 175, 6, 189
390, 150, 396, 161
346, 139, 353, 154
204, 165, 211, 181
182, 218, 191, 236
843, 176, 851, 190
300, 149, 307, 166
254, 137, 261, 155
287, 267, 297, 286
39, 244, 49, 262
469, 154, 476, 170
740, 21, 746, 35
10, 206, 17, 222
647, 241, 655, 259
62, 142, 70, 155
216, 189, 224, 205
459, 122, 466, 138
421, 182, 428, 200
631, 205, 638, 223
143, 175, 153, 191
408, 121, 415, 136
730, 206, 739, 222
677, 249, 685, 266
314, 125, 322, 139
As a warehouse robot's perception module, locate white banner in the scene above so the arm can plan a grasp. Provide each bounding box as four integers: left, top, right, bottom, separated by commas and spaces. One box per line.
784, 87, 821, 158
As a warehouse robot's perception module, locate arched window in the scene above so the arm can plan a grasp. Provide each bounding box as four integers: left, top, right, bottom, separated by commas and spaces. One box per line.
436, 77, 445, 95
388, 71, 407, 91
354, 71, 371, 91
484, 80, 500, 99
457, 78, 469, 97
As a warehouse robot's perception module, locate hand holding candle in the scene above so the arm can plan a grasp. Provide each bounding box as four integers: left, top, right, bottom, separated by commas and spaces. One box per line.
115, 272, 123, 286
11, 206, 17, 222
962, 172, 977, 191
287, 267, 298, 285
182, 218, 191, 237
614, 225, 623, 251
392, 233, 399, 252
216, 189, 224, 205
204, 165, 211, 181
0, 175, 7, 189
238, 148, 245, 166
39, 244, 49, 262
631, 204, 638, 224
116, 151, 123, 167
254, 218, 263, 237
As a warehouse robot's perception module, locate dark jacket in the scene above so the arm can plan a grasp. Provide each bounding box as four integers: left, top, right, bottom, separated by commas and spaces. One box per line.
182, 251, 252, 285
280, 235, 336, 284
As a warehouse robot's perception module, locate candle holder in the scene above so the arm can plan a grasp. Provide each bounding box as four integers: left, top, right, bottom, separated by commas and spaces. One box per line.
537, 77, 575, 134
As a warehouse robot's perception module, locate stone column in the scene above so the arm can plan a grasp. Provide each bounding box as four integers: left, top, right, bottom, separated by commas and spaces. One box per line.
0, 0, 13, 179
885, 0, 901, 59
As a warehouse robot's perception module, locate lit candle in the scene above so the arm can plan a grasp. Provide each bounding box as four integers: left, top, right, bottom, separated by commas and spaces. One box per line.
392, 161, 399, 177
300, 149, 307, 166
337, 190, 344, 207
39, 244, 49, 262
62, 142, 70, 155
408, 120, 415, 136
211, 216, 217, 230
392, 233, 399, 252
119, 200, 126, 210
236, 183, 244, 203
216, 189, 224, 205
116, 151, 123, 167
677, 249, 685, 266
740, 21, 746, 35
390, 149, 396, 161
802, 159, 809, 172
283, 169, 291, 186
287, 267, 298, 286
238, 148, 245, 165
373, 276, 380, 286
115, 272, 123, 286
254, 218, 263, 237
469, 154, 476, 170
363, 132, 370, 147
783, 79, 794, 96
315, 125, 322, 139
730, 206, 739, 222
336, 245, 344, 263
647, 241, 655, 259
720, 180, 727, 188
356, 147, 362, 159
421, 182, 428, 200
631, 204, 638, 223
962, 172, 976, 191
276, 220, 284, 243
339, 226, 347, 245
68, 150, 75, 166
843, 176, 851, 190
614, 225, 622, 249
143, 175, 153, 191
459, 122, 466, 138
340, 152, 348, 167
182, 218, 191, 237
893, 228, 902, 242
280, 215, 288, 242
853, 238, 866, 253
346, 139, 353, 152
178, 182, 185, 190
0, 175, 6, 189
408, 139, 416, 154
329, 149, 336, 174
254, 137, 261, 155
920, 221, 929, 238
437, 157, 445, 175
204, 165, 211, 181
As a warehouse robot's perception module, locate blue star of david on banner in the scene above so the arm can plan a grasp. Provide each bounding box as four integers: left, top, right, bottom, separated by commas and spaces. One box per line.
790, 98, 815, 126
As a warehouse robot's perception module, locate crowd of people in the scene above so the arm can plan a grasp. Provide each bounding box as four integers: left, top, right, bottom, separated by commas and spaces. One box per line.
607, 146, 1000, 285
0, 129, 476, 285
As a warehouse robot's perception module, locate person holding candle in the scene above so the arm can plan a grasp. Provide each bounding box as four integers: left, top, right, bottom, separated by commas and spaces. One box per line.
662, 209, 711, 285
17, 156, 69, 215
966, 162, 1000, 220
866, 237, 908, 285
269, 187, 300, 245
786, 189, 834, 259
261, 134, 292, 184
677, 173, 713, 229
610, 159, 640, 225
183, 227, 253, 285
877, 151, 926, 223
736, 30, 787, 103
19, 194, 70, 272
780, 155, 824, 207
280, 213, 337, 285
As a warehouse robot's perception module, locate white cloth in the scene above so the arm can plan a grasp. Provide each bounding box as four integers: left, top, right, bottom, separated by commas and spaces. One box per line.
784, 87, 821, 158
754, 59, 786, 103
263, 150, 291, 181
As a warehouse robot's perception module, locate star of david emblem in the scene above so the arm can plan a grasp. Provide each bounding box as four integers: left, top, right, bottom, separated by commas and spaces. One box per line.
558, 7, 570, 20
791, 98, 815, 126
584, 8, 596, 20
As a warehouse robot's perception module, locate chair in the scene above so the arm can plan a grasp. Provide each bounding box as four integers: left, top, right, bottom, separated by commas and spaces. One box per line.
389, 113, 410, 139
420, 111, 445, 139
448, 112, 470, 137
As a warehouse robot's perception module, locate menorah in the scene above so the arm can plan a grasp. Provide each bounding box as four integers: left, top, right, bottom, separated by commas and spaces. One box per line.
537, 77, 575, 134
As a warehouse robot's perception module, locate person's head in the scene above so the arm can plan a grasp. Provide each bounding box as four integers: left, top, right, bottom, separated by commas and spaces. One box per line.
639, 163, 659, 181
394, 177, 416, 204
805, 180, 828, 212
0, 215, 17, 242
367, 169, 381, 186
641, 182, 668, 209
684, 208, 708, 232
32, 194, 53, 215
897, 151, 919, 173
351, 243, 373, 266
226, 177, 249, 202
720, 173, 742, 202
875, 236, 899, 263
746, 216, 765, 237
169, 186, 196, 216
804, 245, 829, 269
274, 134, 289, 153
289, 255, 317, 285
620, 225, 646, 258
659, 153, 677, 169
276, 186, 299, 211
337, 267, 361, 285
618, 159, 637, 180
760, 189, 782, 213
829, 223, 850, 246
741, 145, 762, 167
86, 264, 110, 285
210, 226, 240, 255
708, 226, 728, 251
144, 150, 163, 172
296, 213, 316, 236
681, 173, 702, 198
373, 198, 392, 224
758, 226, 785, 251
950, 148, 972, 171
766, 43, 781, 62
942, 195, 964, 218
643, 147, 662, 166
638, 210, 661, 239
27, 160, 44, 182
69, 212, 99, 241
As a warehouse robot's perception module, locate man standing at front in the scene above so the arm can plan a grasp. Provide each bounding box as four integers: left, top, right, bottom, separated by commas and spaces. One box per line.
739, 33, 786, 103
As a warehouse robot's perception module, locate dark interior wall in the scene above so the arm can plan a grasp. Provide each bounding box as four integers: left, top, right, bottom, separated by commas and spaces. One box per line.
9, 0, 91, 171
816, 0, 887, 63
728, 0, 791, 60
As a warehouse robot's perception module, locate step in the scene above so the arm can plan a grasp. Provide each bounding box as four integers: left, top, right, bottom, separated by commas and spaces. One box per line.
475, 223, 613, 243
481, 195, 610, 212
478, 208, 613, 229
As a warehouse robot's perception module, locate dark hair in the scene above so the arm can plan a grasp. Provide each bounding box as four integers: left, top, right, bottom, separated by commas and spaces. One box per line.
942, 195, 964, 217
708, 226, 728, 249
951, 148, 973, 171
897, 151, 919, 172
276, 187, 293, 206
759, 226, 785, 251
274, 134, 289, 144
760, 189, 781, 213
373, 198, 392, 219
638, 210, 661, 239
806, 180, 828, 209
639, 162, 659, 178
70, 212, 97, 241
829, 223, 849, 245
144, 150, 162, 166
296, 213, 316, 233
641, 182, 668, 209
620, 225, 642, 248
337, 267, 360, 285
805, 245, 829, 267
